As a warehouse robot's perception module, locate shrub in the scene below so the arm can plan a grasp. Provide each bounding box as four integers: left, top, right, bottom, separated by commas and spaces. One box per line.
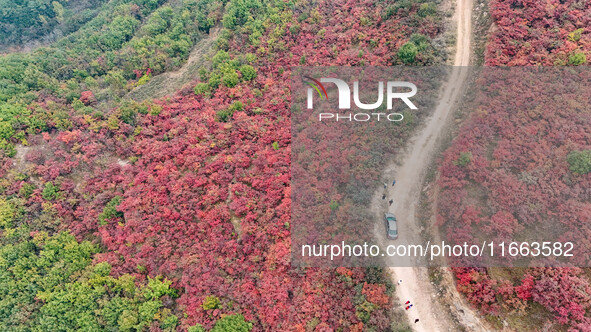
229, 101, 244, 112
221, 71, 239, 87
567, 28, 584, 42
118, 106, 137, 125
410, 33, 430, 51
239, 65, 257, 81
19, 183, 35, 198
42, 182, 61, 200
161, 314, 178, 329
568, 52, 587, 66
398, 42, 418, 64
211, 314, 252, 332
245, 53, 256, 63
0, 199, 15, 228
454, 152, 472, 167
0, 139, 16, 157
216, 109, 234, 122
248, 30, 262, 46
149, 104, 162, 116
193, 83, 210, 96
567, 150, 591, 175
418, 3, 437, 17
208, 73, 221, 89
136, 73, 151, 86
98, 196, 123, 226
143, 276, 176, 300
216, 101, 243, 122
289, 24, 300, 35
329, 200, 339, 211
212, 50, 230, 68
188, 324, 206, 332
201, 295, 220, 310
0, 121, 15, 140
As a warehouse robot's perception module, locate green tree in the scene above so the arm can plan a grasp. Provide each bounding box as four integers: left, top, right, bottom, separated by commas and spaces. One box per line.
398, 42, 418, 64
240, 65, 257, 81
202, 295, 220, 310
211, 314, 253, 332
0, 199, 15, 228
0, 228, 179, 331
568, 52, 587, 66
418, 3, 437, 17
213, 50, 230, 68
567, 150, 591, 174
194, 82, 210, 96
222, 71, 239, 87
0, 121, 14, 140
188, 324, 206, 332
98, 196, 124, 226
144, 12, 169, 36
42, 182, 61, 200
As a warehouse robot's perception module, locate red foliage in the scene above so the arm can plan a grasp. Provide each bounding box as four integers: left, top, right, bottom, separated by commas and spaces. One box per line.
486, 0, 591, 65
79, 90, 96, 105
530, 268, 591, 325
454, 268, 499, 314
515, 274, 533, 301
0, 0, 445, 330
362, 283, 390, 306
438, 69, 591, 326
438, 1, 591, 324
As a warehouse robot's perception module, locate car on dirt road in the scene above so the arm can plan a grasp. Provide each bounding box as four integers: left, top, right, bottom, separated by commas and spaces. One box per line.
384, 212, 398, 239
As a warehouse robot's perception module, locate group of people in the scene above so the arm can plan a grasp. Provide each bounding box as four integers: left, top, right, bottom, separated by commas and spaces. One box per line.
382, 180, 396, 205
397, 279, 420, 325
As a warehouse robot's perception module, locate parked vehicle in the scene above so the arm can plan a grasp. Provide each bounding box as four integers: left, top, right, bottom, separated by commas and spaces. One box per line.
384, 212, 398, 239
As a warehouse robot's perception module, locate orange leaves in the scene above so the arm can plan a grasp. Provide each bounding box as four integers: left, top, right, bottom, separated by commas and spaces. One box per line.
361, 283, 389, 307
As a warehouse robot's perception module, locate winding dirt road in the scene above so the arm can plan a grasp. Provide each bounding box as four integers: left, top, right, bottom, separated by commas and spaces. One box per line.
377, 0, 489, 330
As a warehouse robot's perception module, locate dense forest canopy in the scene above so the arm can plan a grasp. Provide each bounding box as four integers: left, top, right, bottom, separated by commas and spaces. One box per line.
0, 0, 444, 330
0, 0, 110, 48
438, 0, 591, 330
1, 0, 589, 330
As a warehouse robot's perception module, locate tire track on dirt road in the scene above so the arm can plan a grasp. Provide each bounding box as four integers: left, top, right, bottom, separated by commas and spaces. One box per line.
376, 0, 490, 330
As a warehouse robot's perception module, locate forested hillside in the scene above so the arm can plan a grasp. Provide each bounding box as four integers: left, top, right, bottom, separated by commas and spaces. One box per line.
437, 0, 591, 330
486, 0, 589, 65
0, 0, 109, 49
0, 0, 445, 330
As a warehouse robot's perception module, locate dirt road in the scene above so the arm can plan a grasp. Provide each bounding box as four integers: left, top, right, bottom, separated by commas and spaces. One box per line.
377, 0, 489, 330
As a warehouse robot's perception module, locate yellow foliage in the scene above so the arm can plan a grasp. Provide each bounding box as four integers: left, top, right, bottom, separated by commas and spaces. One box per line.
0, 199, 15, 228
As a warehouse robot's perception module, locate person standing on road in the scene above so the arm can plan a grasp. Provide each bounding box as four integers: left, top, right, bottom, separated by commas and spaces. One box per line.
415, 319, 419, 324
392, 179, 396, 186
389, 199, 393, 206
382, 194, 386, 200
